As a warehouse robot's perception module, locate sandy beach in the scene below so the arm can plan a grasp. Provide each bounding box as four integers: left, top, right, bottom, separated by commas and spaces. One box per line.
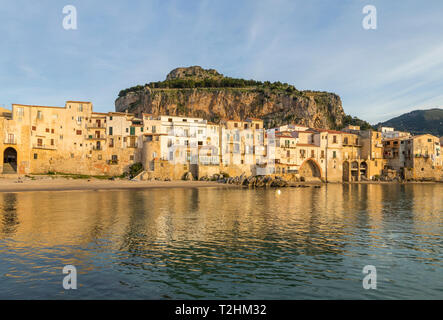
0, 175, 439, 193
0, 177, 235, 193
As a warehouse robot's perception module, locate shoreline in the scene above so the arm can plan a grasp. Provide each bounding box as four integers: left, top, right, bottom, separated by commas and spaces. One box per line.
0, 178, 236, 193
0, 176, 440, 193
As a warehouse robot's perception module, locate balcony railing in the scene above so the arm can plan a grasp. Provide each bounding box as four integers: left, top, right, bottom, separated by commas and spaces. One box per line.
87, 124, 106, 129
4, 138, 16, 145
199, 156, 220, 165
92, 146, 103, 151
33, 144, 57, 150
85, 135, 107, 140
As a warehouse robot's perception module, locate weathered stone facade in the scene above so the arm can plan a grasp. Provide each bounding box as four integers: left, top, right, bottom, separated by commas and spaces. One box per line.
1, 101, 441, 182
0, 102, 142, 176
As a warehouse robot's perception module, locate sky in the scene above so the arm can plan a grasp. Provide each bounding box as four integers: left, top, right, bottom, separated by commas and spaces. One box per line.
1, 0, 443, 123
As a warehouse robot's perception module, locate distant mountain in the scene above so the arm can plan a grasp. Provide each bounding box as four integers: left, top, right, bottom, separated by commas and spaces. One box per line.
376, 108, 443, 137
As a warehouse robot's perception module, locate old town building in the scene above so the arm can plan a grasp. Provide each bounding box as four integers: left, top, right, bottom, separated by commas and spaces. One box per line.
1, 100, 441, 182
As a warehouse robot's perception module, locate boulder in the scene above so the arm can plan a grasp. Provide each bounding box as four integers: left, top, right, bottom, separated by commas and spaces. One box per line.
183, 172, 194, 181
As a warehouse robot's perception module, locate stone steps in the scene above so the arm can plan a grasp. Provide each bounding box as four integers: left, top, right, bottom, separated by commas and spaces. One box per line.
2, 162, 17, 174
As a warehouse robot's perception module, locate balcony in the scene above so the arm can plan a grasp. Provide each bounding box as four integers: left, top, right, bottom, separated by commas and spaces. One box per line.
4, 138, 16, 145
199, 156, 220, 165
33, 144, 57, 150
107, 160, 118, 165
92, 146, 103, 151
85, 135, 106, 140
87, 124, 106, 129
127, 143, 138, 148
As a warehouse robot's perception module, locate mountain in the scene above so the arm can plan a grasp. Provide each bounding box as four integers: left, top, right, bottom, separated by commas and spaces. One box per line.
115, 66, 346, 129
376, 108, 443, 136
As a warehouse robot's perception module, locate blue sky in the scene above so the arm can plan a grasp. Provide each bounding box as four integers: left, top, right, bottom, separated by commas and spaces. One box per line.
1, 0, 442, 123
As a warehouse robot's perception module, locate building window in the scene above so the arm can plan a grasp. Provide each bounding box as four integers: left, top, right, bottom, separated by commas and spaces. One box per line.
37, 138, 43, 147
98, 155, 102, 160
7, 134, 14, 144
16, 107, 24, 117
256, 124, 259, 129
321, 150, 325, 158
32, 126, 36, 131
46, 128, 50, 133
333, 151, 337, 159
333, 135, 337, 144
311, 150, 315, 158
50, 139, 54, 146
51, 129, 54, 134
130, 155, 134, 161
109, 127, 113, 135
234, 123, 238, 128
34, 154, 38, 159
37, 111, 43, 119
76, 130, 82, 135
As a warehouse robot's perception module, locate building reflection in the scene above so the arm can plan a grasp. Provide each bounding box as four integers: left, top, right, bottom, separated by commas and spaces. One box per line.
0, 184, 441, 279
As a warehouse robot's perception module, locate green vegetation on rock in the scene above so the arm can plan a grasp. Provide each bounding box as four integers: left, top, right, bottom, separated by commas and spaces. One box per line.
115, 66, 346, 130
340, 114, 373, 130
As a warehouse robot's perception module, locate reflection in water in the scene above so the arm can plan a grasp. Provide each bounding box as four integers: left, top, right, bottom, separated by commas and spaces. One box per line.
0, 184, 442, 299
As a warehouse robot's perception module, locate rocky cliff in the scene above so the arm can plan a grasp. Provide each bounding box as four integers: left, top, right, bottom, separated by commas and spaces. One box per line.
115, 66, 346, 129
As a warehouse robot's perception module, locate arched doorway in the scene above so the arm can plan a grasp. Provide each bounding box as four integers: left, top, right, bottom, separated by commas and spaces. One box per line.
360, 161, 368, 180
3, 147, 17, 174
299, 159, 321, 180
343, 161, 350, 182
350, 161, 359, 181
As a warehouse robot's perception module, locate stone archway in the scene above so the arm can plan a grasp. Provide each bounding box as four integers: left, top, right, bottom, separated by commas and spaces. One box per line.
360, 161, 368, 180
343, 161, 350, 182
351, 161, 359, 181
299, 159, 321, 180
3, 147, 17, 173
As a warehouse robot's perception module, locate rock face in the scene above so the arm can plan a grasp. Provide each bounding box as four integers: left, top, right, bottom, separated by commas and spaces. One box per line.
166, 66, 223, 81
115, 67, 346, 129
